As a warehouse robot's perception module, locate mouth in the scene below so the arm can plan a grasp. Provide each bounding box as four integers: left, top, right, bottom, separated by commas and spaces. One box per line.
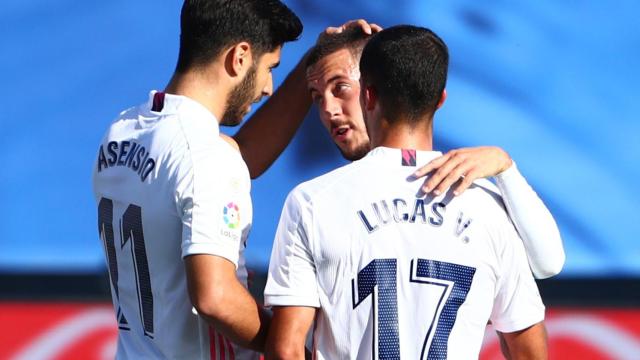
331, 125, 351, 142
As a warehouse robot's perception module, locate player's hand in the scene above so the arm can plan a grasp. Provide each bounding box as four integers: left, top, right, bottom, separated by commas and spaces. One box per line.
411, 146, 513, 196
317, 19, 383, 44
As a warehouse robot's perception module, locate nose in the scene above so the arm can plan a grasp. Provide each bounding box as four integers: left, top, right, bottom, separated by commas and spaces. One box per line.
321, 94, 340, 118
262, 73, 274, 97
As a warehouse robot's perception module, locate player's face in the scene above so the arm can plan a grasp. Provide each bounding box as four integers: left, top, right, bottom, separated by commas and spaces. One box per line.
307, 48, 371, 161
221, 46, 282, 126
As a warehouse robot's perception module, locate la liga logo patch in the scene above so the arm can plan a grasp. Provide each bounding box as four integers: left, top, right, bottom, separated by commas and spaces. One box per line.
223, 202, 240, 229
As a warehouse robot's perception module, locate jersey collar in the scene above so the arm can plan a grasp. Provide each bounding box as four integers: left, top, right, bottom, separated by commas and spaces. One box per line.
146, 90, 220, 136
364, 146, 443, 167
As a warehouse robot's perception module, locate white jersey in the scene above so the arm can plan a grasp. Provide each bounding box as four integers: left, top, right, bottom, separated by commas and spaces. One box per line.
265, 147, 545, 360
93, 91, 259, 360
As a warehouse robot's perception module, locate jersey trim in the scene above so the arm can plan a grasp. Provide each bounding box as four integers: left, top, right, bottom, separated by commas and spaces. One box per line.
264, 293, 321, 308
181, 241, 239, 266
209, 326, 236, 360
401, 149, 417, 166
151, 92, 165, 112
491, 309, 545, 333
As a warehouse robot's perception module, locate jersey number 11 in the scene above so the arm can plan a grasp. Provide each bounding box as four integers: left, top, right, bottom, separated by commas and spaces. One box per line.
98, 197, 154, 338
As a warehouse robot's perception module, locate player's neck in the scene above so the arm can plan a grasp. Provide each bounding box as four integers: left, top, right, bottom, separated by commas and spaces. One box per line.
371, 116, 434, 151
165, 70, 228, 122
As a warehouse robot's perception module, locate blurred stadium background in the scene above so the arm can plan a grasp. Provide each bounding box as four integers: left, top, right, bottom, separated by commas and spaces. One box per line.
1, 0, 639, 359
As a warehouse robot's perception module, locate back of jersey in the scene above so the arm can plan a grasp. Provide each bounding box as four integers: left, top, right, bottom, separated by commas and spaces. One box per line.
93, 92, 256, 359
265, 147, 544, 360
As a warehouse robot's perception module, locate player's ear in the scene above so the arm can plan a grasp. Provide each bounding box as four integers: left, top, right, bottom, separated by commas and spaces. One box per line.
362, 85, 377, 111
225, 42, 252, 78
436, 89, 447, 110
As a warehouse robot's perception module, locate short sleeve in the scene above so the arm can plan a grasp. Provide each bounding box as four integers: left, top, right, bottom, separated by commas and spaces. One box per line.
489, 212, 546, 333
176, 139, 245, 267
264, 188, 321, 308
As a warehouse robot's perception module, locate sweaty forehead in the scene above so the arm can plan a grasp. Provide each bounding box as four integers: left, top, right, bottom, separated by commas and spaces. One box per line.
306, 48, 359, 89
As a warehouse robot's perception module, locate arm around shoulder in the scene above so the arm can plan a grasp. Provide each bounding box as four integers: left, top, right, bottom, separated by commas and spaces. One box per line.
494, 162, 565, 278
233, 55, 311, 179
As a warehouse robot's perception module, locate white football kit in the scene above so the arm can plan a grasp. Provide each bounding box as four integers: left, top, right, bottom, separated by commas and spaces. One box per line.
265, 147, 545, 360
93, 91, 259, 359
494, 163, 564, 279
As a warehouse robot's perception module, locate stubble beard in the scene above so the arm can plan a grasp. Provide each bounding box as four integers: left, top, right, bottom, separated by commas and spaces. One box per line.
221, 64, 258, 127
339, 142, 371, 161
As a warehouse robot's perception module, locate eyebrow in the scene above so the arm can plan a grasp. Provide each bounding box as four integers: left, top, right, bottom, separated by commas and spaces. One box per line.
307, 74, 350, 92
327, 74, 348, 84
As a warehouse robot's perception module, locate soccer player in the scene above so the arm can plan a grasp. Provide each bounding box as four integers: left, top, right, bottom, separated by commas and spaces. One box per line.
92, 1, 305, 358
265, 25, 547, 359
304, 24, 564, 279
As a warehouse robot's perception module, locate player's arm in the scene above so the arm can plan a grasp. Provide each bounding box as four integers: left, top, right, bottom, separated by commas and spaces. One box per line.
488, 195, 548, 359
498, 322, 548, 360
185, 255, 270, 351
412, 146, 565, 278
264, 188, 320, 359
265, 306, 316, 360
231, 53, 311, 179
176, 131, 270, 350
493, 160, 564, 278
231, 19, 381, 179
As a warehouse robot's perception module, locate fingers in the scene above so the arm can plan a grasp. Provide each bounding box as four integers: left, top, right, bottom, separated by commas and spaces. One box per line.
452, 170, 478, 196
412, 146, 514, 197
420, 152, 463, 194
430, 162, 472, 196
324, 26, 342, 35
343, 19, 372, 34
370, 23, 383, 33
411, 153, 450, 179
324, 19, 380, 37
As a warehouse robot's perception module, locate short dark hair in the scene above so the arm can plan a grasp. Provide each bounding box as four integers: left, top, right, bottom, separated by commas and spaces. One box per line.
176, 0, 303, 73
306, 27, 371, 69
360, 25, 448, 124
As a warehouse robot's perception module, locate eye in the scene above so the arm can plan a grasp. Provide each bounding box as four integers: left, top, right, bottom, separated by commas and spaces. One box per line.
334, 83, 351, 96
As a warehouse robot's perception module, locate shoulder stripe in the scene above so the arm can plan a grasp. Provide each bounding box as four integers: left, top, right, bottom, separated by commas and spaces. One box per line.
151, 92, 165, 112
401, 149, 417, 166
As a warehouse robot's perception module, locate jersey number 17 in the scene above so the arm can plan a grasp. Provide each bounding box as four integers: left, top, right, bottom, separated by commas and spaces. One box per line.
352, 258, 475, 360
